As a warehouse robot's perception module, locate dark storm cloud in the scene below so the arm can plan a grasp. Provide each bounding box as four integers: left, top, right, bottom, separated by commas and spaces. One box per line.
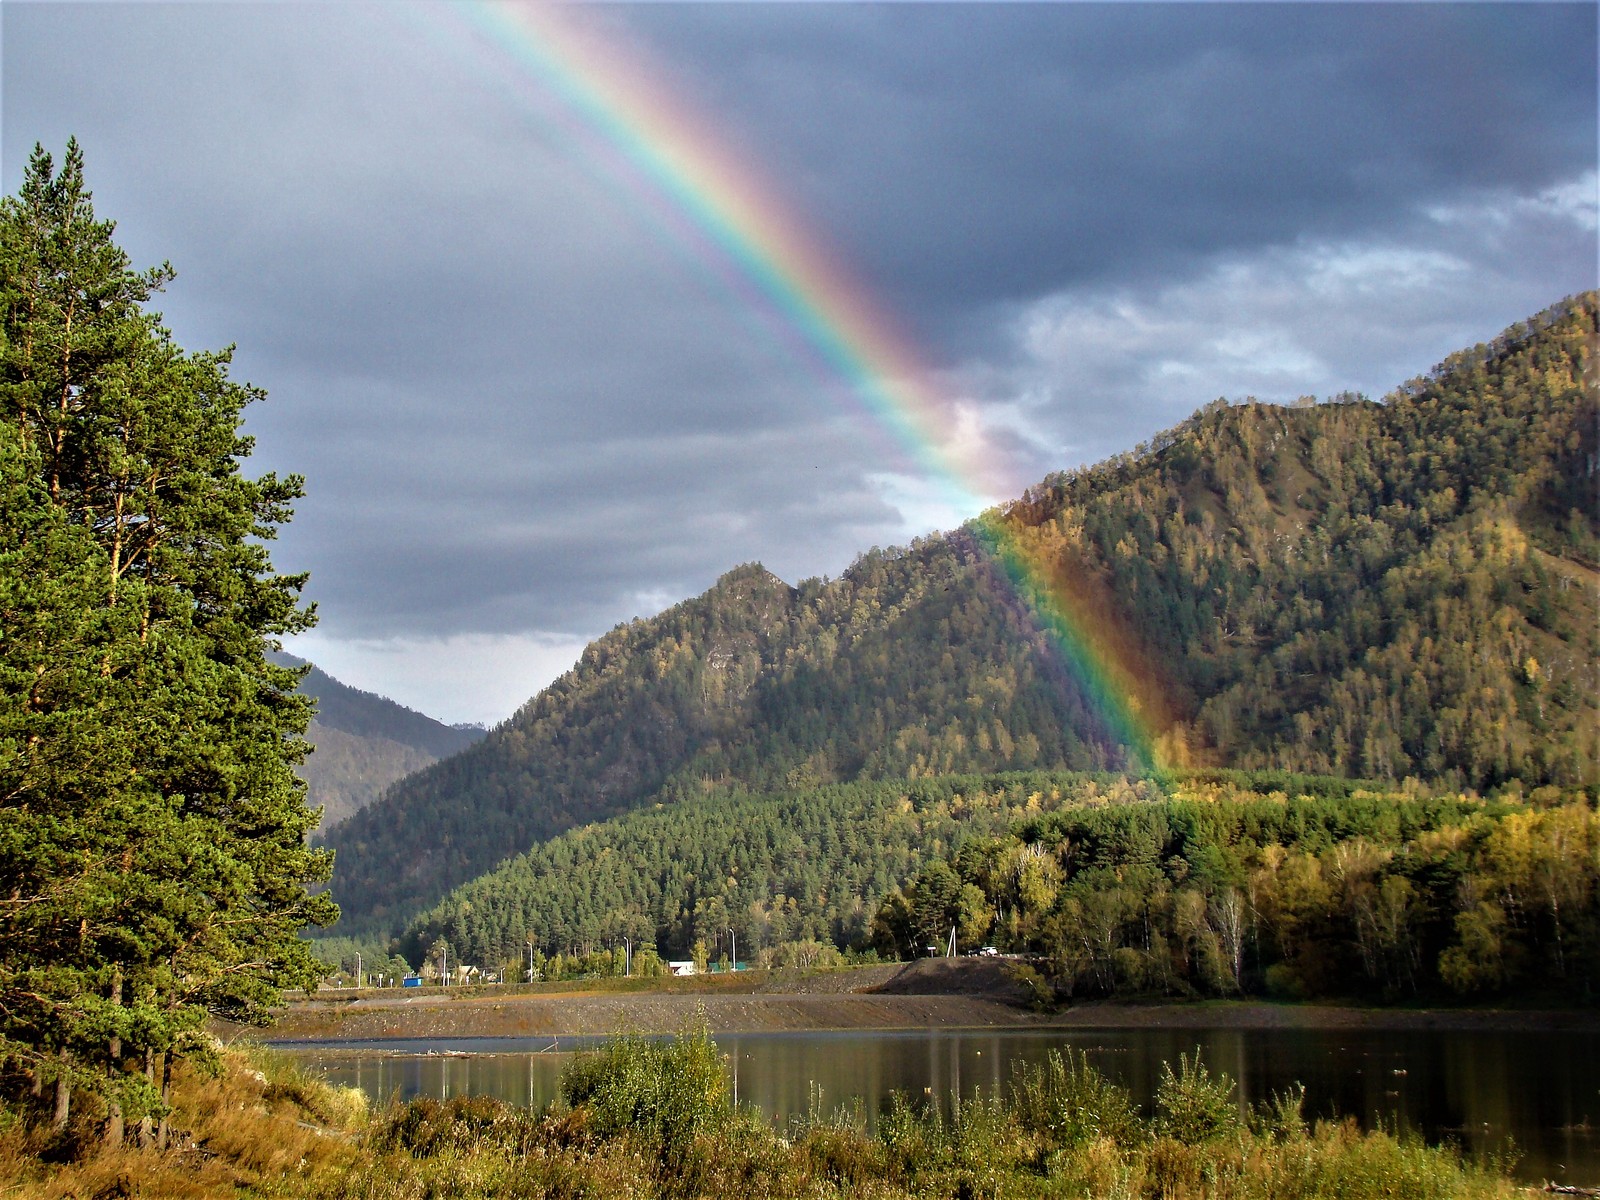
619, 3, 1596, 351
4, 2, 1594, 721
4, 1, 929, 644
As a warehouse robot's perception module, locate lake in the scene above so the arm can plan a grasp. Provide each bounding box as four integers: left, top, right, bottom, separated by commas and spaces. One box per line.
279, 1026, 1600, 1185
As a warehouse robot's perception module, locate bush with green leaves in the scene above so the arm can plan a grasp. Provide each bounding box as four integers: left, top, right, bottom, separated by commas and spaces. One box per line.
1009, 1049, 1142, 1150
559, 1026, 728, 1161
1155, 1051, 1244, 1144
1253, 1082, 1310, 1142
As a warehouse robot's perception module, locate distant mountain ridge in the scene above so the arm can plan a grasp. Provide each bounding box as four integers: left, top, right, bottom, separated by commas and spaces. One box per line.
323, 294, 1599, 934
294, 660, 483, 760
282, 656, 485, 831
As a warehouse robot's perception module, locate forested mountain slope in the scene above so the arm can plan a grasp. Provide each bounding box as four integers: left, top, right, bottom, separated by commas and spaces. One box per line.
1012, 296, 1598, 786
289, 659, 484, 830
403, 767, 1597, 1004
397, 768, 1346, 969
399, 769, 1104, 970
326, 295, 1598, 934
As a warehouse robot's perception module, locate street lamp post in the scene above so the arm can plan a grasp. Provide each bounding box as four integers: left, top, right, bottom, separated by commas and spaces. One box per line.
727, 927, 736, 972
622, 936, 632, 977
355, 952, 361, 990
527, 940, 535, 984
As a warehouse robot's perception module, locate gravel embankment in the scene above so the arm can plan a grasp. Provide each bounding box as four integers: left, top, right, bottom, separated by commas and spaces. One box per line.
256, 960, 1599, 1043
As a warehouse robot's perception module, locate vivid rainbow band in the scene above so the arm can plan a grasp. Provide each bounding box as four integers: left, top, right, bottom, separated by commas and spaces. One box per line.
433, 0, 1169, 773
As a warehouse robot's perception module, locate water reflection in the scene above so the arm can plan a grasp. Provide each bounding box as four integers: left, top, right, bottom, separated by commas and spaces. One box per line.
280, 1027, 1600, 1185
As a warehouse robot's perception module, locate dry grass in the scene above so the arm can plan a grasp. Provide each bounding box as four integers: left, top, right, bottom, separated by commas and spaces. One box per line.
0, 1035, 1528, 1200
0, 1045, 365, 1200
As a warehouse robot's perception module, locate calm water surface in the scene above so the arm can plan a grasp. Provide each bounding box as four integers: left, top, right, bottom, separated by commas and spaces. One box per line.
279, 1027, 1600, 1185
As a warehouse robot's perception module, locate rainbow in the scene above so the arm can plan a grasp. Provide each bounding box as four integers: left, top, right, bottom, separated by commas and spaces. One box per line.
424, 0, 1175, 773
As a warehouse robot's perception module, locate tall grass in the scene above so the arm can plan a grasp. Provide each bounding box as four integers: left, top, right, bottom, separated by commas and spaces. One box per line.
2, 1031, 1525, 1199
0, 1043, 366, 1199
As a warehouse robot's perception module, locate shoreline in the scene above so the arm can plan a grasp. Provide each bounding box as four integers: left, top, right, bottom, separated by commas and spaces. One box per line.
254, 963, 1600, 1044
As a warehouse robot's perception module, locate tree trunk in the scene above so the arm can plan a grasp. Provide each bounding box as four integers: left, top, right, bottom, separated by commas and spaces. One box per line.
53, 1048, 70, 1130
106, 968, 123, 1149
138, 1048, 155, 1148
157, 1052, 173, 1151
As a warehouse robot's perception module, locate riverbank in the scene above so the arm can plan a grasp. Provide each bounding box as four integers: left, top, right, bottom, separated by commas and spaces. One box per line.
2, 1034, 1533, 1200
258, 960, 1600, 1043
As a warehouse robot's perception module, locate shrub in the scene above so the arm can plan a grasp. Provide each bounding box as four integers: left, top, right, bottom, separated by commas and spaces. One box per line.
948, 1093, 1015, 1199
1010, 1049, 1142, 1150
878, 1091, 949, 1178
1254, 1081, 1310, 1142
1005, 962, 1056, 1010
1154, 1051, 1243, 1144
559, 1026, 728, 1161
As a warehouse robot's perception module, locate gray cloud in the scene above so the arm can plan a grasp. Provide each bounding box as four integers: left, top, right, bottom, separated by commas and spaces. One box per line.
5, 1, 1595, 723
988, 171, 1599, 465
619, 3, 1596, 347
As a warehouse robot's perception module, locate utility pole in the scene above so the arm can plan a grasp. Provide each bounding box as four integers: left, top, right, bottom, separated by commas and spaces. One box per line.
355, 952, 362, 990
527, 940, 534, 984
727, 927, 736, 972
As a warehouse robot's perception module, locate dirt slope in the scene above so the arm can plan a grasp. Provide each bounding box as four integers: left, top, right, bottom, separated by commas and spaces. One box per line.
257, 962, 1598, 1042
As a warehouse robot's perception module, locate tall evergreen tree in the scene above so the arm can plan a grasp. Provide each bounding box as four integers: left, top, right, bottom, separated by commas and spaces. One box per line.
0, 141, 336, 1143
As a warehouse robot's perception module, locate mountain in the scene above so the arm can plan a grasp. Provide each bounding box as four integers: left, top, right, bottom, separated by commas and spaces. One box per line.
324, 294, 1598, 934
399, 765, 1597, 1005
393, 766, 1394, 973
286, 658, 485, 831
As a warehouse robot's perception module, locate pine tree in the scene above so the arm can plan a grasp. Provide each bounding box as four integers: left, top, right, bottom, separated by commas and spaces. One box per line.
0, 141, 336, 1143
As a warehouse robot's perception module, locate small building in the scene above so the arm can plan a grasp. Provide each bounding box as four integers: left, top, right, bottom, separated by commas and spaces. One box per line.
667, 961, 697, 977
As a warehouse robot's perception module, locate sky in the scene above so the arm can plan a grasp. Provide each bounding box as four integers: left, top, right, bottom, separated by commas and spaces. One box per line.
4, 2, 1596, 726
